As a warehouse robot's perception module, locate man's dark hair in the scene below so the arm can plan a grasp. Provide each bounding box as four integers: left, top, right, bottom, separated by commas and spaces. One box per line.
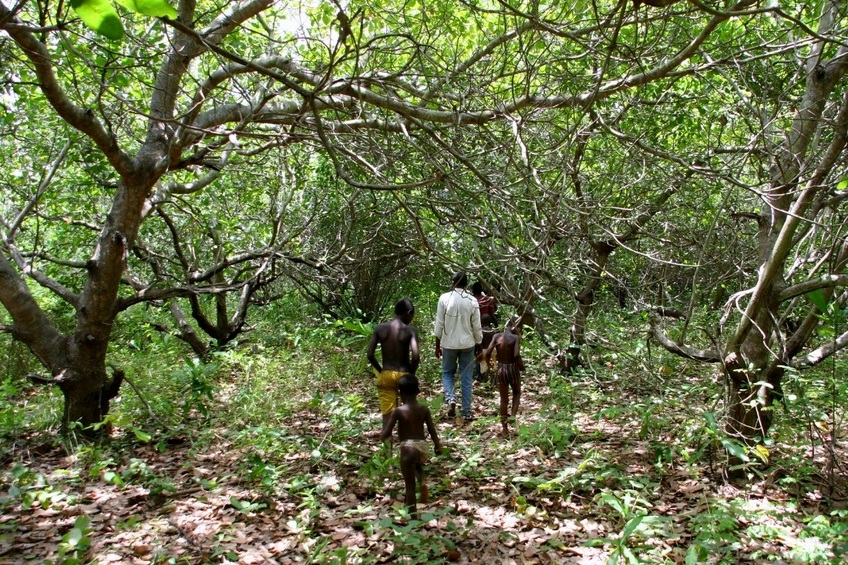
395, 297, 414, 316
398, 374, 420, 395
452, 271, 468, 288
472, 281, 484, 295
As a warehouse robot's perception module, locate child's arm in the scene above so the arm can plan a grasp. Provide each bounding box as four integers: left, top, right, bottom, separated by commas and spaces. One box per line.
424, 409, 442, 454
514, 336, 525, 372
366, 330, 382, 373
379, 409, 398, 442
482, 335, 498, 364
409, 327, 420, 374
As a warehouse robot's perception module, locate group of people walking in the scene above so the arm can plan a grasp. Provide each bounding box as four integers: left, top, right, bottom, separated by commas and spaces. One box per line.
366, 271, 524, 516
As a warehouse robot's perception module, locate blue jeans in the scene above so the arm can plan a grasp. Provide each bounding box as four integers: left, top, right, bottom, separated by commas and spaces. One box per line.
441, 347, 475, 418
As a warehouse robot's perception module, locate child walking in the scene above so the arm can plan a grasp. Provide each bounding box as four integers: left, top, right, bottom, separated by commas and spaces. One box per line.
481, 321, 524, 436
367, 298, 419, 431
379, 374, 442, 518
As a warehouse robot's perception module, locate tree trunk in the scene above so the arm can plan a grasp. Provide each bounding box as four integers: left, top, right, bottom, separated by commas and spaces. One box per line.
723, 353, 780, 443
57, 358, 124, 435
566, 286, 598, 373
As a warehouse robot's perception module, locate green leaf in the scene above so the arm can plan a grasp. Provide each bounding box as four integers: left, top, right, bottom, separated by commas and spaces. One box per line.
133, 428, 152, 442
621, 513, 645, 540
621, 545, 639, 564
704, 411, 717, 433
116, 0, 178, 19
721, 438, 750, 461
686, 544, 706, 565
807, 289, 828, 311
70, 0, 125, 40
66, 526, 84, 546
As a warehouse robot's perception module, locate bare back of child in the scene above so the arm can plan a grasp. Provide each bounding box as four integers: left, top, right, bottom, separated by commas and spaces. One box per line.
379, 375, 442, 519
482, 322, 523, 436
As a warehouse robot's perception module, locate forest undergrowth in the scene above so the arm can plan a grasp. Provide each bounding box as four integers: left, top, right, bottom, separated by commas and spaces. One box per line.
0, 324, 847, 564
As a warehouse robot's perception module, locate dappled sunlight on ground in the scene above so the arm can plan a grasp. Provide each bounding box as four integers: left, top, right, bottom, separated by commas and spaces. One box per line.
1, 363, 846, 563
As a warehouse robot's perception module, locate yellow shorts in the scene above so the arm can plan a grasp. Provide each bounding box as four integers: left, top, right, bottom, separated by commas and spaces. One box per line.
377, 369, 407, 414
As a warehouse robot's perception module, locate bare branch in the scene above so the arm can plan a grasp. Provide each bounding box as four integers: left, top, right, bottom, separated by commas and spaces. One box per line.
648, 314, 721, 362
794, 330, 848, 368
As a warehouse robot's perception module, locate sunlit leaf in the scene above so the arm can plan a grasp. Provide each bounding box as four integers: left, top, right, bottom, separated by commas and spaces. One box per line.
807, 289, 828, 311
70, 0, 124, 40
685, 544, 707, 565
133, 428, 152, 442
116, 0, 177, 18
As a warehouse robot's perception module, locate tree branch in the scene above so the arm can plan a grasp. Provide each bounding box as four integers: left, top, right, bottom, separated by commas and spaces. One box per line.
648, 314, 721, 362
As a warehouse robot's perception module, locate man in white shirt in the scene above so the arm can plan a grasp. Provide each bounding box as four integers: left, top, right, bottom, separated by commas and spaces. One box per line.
434, 272, 483, 424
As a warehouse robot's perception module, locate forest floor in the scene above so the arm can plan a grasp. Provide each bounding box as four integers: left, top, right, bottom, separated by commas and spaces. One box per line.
1, 361, 846, 564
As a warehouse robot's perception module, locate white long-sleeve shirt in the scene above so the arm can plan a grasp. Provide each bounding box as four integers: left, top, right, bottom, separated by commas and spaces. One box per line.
433, 288, 483, 350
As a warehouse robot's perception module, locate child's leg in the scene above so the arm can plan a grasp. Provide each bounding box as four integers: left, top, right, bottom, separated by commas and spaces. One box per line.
416, 463, 428, 503
498, 380, 509, 434
400, 446, 420, 516
511, 376, 521, 417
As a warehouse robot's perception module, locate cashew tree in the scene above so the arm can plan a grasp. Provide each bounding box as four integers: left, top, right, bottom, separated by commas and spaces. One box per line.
0, 0, 818, 436
648, 0, 848, 448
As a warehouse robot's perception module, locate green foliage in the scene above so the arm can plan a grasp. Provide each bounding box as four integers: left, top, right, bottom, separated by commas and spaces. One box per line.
322, 391, 367, 428
687, 498, 742, 560
70, 0, 124, 40
357, 507, 463, 564
359, 445, 397, 482
51, 515, 92, 565
116, 0, 177, 18
229, 496, 267, 515
517, 419, 577, 456
589, 489, 672, 564
795, 513, 848, 562
70, 0, 177, 40
333, 316, 374, 347
0, 375, 24, 437
173, 357, 219, 417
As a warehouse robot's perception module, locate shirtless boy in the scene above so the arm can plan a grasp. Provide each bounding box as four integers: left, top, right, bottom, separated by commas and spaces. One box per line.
366, 298, 419, 430
481, 321, 524, 435
379, 374, 442, 518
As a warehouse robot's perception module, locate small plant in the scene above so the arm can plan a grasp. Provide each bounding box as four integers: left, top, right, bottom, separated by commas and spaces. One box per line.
517, 419, 577, 455
686, 498, 742, 561
681, 411, 766, 477
51, 515, 91, 565
0, 376, 23, 438
173, 357, 219, 416
359, 446, 396, 481
242, 452, 281, 490
229, 496, 267, 515
589, 490, 670, 564
121, 457, 176, 494
364, 507, 459, 563
454, 450, 485, 479
5, 464, 75, 511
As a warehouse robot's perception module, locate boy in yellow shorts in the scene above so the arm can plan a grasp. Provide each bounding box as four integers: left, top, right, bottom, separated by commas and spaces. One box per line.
367, 298, 419, 431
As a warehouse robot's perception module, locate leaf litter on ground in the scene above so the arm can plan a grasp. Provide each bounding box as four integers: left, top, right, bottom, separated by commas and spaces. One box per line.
1, 361, 846, 564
